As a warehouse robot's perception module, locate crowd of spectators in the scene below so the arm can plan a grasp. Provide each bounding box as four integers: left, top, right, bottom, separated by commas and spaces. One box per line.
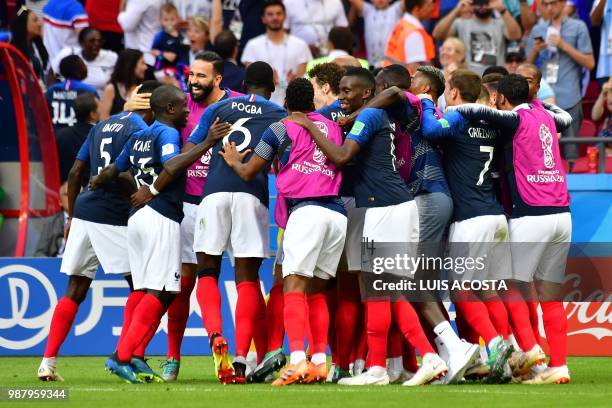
0, 0, 610, 176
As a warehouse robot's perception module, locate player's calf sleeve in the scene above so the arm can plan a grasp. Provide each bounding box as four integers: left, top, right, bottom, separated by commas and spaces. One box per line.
387, 324, 403, 358
335, 295, 361, 369
365, 301, 391, 368
117, 294, 164, 363
503, 290, 538, 351
235, 281, 260, 358
119, 291, 146, 346
195, 274, 222, 335
167, 276, 196, 360
528, 301, 542, 345
134, 317, 161, 358
540, 301, 567, 367
265, 283, 284, 352
454, 308, 479, 344
455, 301, 499, 344
283, 292, 308, 355
253, 287, 268, 363
307, 293, 329, 356
484, 299, 509, 340
392, 300, 436, 356
44, 297, 79, 358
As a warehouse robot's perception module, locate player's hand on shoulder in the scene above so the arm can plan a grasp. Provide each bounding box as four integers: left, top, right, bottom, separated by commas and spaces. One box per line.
124, 85, 151, 112
205, 117, 232, 144
283, 112, 311, 129
130, 185, 154, 207
219, 141, 251, 167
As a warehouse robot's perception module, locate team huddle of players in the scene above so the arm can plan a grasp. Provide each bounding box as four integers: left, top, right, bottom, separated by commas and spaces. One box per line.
36, 49, 573, 387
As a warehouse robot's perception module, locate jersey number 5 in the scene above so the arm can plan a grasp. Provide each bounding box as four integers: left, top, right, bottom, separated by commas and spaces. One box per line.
477, 145, 494, 186
97, 137, 112, 175
223, 117, 252, 152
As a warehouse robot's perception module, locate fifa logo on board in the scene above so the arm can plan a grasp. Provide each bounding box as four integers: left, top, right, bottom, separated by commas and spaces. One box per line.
539, 124, 555, 169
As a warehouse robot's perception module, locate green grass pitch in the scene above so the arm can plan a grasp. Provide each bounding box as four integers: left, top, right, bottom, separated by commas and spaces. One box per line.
1, 356, 611, 407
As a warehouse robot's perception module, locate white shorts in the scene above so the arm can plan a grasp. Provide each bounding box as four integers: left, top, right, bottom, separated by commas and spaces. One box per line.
275, 229, 284, 266
128, 206, 181, 292
282, 205, 347, 280
180, 202, 198, 264
509, 212, 572, 283
342, 197, 367, 271
193, 192, 269, 258
60, 218, 129, 279
363, 200, 420, 243
448, 214, 511, 281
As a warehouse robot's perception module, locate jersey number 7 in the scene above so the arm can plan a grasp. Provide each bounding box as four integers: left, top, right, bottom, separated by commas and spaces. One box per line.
477, 145, 494, 186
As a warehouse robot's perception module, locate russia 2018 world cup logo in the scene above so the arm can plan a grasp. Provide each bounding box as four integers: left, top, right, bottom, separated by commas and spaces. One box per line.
312, 121, 329, 165
539, 124, 555, 169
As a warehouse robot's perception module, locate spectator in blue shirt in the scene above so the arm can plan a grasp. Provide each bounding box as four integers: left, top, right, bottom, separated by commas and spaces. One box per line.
591, 0, 612, 83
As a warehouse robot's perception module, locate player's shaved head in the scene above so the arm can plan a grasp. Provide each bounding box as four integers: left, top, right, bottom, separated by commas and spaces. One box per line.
343, 67, 376, 92
517, 63, 542, 83
245, 61, 275, 99
285, 78, 315, 112
332, 55, 362, 68
150, 85, 185, 115
415, 65, 445, 98
376, 64, 411, 92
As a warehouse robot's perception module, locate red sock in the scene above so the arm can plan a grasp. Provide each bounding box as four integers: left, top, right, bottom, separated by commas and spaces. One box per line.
44, 297, 79, 358
166, 276, 196, 360
266, 283, 284, 352
134, 317, 160, 358
365, 301, 391, 368
455, 301, 499, 344
307, 293, 329, 356
528, 301, 541, 345
118, 291, 146, 347
336, 274, 362, 369
541, 301, 567, 367
117, 294, 164, 362
235, 281, 260, 358
392, 300, 435, 355
284, 292, 308, 354
353, 319, 367, 362
484, 300, 509, 339
325, 288, 338, 363
387, 324, 403, 358
196, 276, 222, 336
454, 308, 476, 343
253, 287, 268, 363
402, 340, 419, 372
504, 289, 537, 351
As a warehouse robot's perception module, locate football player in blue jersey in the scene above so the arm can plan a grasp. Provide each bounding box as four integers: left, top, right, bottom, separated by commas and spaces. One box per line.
418, 69, 515, 384
294, 67, 447, 386
37, 81, 162, 383
184, 61, 286, 384
45, 55, 98, 130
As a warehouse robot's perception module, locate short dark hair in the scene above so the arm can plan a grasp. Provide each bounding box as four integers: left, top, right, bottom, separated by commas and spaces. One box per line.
245, 61, 275, 91
138, 80, 163, 94
379, 64, 411, 90
150, 85, 185, 116
328, 26, 353, 54
405, 0, 428, 12
449, 69, 482, 103
344, 67, 375, 92
517, 63, 542, 83
74, 92, 98, 122
262, 0, 285, 14
308, 62, 346, 95
482, 73, 504, 93
194, 51, 224, 76
482, 65, 509, 77
285, 78, 314, 112
59, 55, 86, 80
416, 65, 445, 98
78, 26, 101, 44
497, 74, 529, 105
214, 30, 238, 60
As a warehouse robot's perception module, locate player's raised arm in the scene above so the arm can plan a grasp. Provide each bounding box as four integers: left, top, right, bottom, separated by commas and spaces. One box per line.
419, 97, 461, 141
542, 103, 573, 132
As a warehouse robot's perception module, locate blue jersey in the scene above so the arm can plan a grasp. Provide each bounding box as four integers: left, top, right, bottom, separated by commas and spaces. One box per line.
317, 100, 355, 197
116, 120, 184, 223
73, 112, 147, 226
420, 99, 502, 222
187, 94, 286, 206
346, 108, 413, 208
45, 80, 98, 129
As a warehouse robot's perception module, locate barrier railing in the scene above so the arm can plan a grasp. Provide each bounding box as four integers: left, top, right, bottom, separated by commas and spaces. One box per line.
560, 137, 612, 173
